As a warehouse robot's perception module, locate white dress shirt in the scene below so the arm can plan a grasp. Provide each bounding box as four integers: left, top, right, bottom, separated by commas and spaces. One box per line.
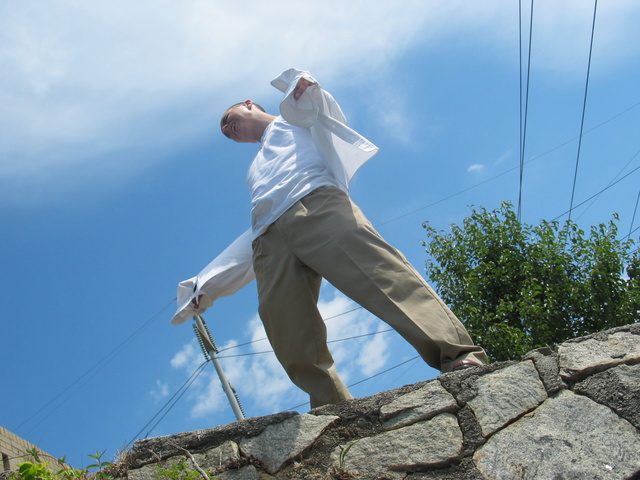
172, 68, 379, 325
247, 116, 338, 238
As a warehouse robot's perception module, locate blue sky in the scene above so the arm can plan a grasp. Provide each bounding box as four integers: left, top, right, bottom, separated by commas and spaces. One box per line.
2, 0, 639, 467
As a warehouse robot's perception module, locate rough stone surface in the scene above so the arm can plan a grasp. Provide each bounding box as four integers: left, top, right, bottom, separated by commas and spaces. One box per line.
380, 381, 457, 430
336, 413, 463, 479
575, 362, 640, 429
215, 465, 259, 480
474, 390, 640, 479
113, 324, 640, 480
127, 457, 180, 480
127, 441, 241, 480
467, 360, 547, 437
558, 325, 640, 380
523, 347, 564, 394
192, 441, 240, 472
129, 411, 297, 466
239, 413, 339, 474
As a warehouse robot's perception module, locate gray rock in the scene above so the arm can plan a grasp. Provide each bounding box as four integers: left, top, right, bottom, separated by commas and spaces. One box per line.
128, 441, 240, 480
558, 328, 640, 381
474, 390, 640, 479
130, 412, 297, 465
239, 413, 339, 474
127, 456, 191, 480
335, 413, 463, 479
216, 465, 259, 480
127, 462, 162, 480
381, 380, 458, 430
523, 346, 564, 394
192, 441, 240, 472
455, 405, 485, 456
405, 458, 485, 479
575, 363, 640, 429
311, 380, 430, 419
467, 360, 547, 437
438, 361, 515, 405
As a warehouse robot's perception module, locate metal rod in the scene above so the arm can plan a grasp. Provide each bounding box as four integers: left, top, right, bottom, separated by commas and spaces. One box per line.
193, 314, 245, 421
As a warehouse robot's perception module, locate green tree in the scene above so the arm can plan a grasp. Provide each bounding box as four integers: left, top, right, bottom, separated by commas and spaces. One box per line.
422, 202, 639, 362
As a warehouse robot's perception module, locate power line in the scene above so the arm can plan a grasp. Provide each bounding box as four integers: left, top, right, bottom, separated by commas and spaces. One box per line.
215, 328, 395, 359
630, 188, 640, 239
568, 0, 599, 221
573, 147, 640, 222
216, 306, 366, 354
374, 100, 640, 231
552, 158, 640, 222
125, 359, 210, 449
518, 0, 535, 222
13, 298, 176, 435
625, 225, 640, 241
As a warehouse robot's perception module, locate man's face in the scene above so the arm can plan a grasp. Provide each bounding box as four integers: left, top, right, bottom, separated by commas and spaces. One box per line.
220, 100, 260, 143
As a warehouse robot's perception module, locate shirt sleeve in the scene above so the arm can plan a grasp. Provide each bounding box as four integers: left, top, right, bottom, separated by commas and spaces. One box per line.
271, 68, 378, 191
171, 229, 255, 325
271, 68, 347, 127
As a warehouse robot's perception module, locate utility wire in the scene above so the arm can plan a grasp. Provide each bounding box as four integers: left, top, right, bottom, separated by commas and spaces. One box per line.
13, 298, 176, 434
518, 0, 535, 222
552, 159, 640, 222
216, 306, 365, 354
574, 147, 640, 222
568, 0, 599, 221
374, 100, 640, 231
19, 94, 639, 439
215, 328, 395, 359
630, 189, 640, 239
347, 355, 422, 389
141, 360, 209, 440
518, 0, 523, 219
125, 359, 210, 449
625, 225, 640, 242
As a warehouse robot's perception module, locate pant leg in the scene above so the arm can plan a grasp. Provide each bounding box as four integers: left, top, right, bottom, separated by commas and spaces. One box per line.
252, 224, 353, 408
277, 186, 488, 372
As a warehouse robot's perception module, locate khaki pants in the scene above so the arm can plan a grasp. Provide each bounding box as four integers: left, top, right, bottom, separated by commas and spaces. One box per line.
252, 187, 487, 408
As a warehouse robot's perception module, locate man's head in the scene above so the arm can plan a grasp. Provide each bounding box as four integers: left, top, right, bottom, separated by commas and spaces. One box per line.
220, 100, 273, 143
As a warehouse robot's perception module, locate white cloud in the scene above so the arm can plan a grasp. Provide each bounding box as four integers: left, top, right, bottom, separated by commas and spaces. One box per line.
320, 291, 390, 385
468, 164, 485, 174
494, 150, 513, 166
170, 342, 201, 370
149, 380, 169, 401
467, 151, 512, 176
356, 328, 391, 377
1, 0, 637, 207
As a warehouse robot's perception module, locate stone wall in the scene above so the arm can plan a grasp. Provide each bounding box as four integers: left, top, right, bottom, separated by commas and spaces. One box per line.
120, 323, 640, 479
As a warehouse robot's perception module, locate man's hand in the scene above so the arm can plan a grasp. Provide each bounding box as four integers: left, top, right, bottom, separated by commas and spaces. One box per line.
293, 78, 316, 101
191, 295, 203, 309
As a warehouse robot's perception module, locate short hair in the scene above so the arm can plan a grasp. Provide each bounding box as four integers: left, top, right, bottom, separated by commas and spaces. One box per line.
220, 102, 266, 138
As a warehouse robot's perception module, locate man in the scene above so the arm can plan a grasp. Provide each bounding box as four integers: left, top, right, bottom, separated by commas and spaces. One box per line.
174, 68, 488, 408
